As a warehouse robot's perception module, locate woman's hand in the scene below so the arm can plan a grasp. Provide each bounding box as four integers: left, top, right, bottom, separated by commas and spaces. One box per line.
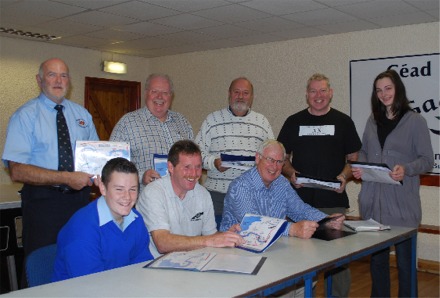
390, 165, 405, 182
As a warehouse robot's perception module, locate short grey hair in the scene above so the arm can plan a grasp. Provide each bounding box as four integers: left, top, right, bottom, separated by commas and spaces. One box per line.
258, 139, 286, 159
145, 73, 174, 94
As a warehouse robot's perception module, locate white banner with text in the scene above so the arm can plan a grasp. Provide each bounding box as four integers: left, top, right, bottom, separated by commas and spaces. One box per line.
350, 53, 439, 174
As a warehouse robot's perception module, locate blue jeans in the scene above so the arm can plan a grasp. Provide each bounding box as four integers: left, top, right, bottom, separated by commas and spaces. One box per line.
319, 207, 351, 297
370, 236, 417, 297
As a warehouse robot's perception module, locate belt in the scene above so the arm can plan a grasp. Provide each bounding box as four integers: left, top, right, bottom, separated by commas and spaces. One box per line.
44, 185, 80, 194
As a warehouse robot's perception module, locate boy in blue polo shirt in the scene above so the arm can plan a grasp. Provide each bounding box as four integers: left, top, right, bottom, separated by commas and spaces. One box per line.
53, 158, 153, 281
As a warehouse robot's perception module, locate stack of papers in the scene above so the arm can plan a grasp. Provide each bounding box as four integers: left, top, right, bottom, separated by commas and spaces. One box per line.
349, 161, 401, 185
296, 174, 341, 191
344, 218, 391, 232
220, 153, 255, 170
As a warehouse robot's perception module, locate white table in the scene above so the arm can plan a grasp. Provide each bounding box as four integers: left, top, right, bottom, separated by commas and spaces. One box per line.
0, 183, 23, 291
1, 225, 416, 297
0, 183, 22, 210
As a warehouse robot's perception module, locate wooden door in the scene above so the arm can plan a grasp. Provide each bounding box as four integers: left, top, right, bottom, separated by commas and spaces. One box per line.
84, 77, 141, 199
84, 77, 141, 140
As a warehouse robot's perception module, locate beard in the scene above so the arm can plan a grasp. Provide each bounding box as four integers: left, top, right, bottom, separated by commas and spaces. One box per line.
231, 101, 249, 114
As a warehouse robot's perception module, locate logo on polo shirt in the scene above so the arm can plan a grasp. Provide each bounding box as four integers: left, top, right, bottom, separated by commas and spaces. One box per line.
76, 119, 88, 128
191, 212, 204, 221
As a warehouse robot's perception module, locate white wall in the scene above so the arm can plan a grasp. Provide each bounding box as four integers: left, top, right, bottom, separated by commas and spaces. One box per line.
148, 22, 439, 262
0, 37, 150, 184
1, 22, 439, 262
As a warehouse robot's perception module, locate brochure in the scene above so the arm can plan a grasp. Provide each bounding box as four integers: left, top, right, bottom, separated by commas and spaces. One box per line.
144, 250, 266, 275
312, 215, 356, 241
344, 218, 391, 232
349, 161, 402, 185
74, 141, 130, 175
316, 214, 344, 227
238, 213, 287, 253
296, 173, 341, 191
153, 154, 168, 177
312, 228, 356, 241
220, 153, 255, 170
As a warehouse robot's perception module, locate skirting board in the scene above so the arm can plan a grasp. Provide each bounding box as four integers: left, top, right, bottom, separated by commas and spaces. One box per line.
390, 255, 440, 275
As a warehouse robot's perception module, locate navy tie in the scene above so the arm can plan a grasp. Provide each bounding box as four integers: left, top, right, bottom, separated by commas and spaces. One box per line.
55, 105, 74, 172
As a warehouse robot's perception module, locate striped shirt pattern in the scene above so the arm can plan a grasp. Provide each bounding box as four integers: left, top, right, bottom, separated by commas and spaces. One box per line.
195, 108, 274, 193
220, 167, 326, 236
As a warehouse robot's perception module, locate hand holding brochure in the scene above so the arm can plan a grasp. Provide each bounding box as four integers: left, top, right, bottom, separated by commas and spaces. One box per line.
312, 215, 356, 241
145, 250, 266, 275
344, 218, 391, 232
349, 161, 401, 185
296, 173, 341, 191
153, 154, 168, 177
238, 213, 287, 253
317, 214, 344, 227
220, 153, 255, 170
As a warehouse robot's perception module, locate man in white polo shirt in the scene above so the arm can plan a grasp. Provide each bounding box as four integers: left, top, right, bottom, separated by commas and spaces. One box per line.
136, 140, 244, 258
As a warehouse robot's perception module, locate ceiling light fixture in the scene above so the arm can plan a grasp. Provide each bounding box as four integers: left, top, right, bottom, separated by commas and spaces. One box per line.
0, 27, 59, 41
101, 61, 127, 74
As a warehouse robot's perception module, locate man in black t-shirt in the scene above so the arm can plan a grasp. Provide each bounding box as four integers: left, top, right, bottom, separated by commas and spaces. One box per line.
277, 73, 361, 297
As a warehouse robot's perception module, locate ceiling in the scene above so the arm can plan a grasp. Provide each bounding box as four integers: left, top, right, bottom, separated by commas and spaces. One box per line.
1, 0, 438, 58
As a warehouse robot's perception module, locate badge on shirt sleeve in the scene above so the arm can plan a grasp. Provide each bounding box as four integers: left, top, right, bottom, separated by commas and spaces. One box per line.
299, 125, 335, 136
76, 119, 88, 128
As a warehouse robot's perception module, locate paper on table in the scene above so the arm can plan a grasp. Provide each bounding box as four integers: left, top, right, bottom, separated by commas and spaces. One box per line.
349, 161, 401, 185
145, 250, 266, 275
202, 253, 265, 274
344, 218, 391, 232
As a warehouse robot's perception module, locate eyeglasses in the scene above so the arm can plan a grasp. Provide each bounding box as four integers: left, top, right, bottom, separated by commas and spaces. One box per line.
259, 154, 284, 166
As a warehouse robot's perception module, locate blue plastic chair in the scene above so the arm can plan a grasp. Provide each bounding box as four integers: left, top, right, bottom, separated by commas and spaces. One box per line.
26, 244, 57, 287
